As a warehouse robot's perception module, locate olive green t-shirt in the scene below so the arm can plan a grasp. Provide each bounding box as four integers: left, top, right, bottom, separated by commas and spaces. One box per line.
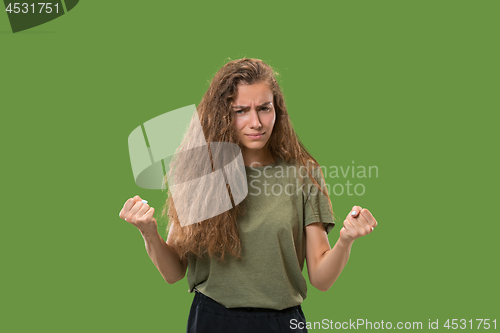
187, 158, 335, 310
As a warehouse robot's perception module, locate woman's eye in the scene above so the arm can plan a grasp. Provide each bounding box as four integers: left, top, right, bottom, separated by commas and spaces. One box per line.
260, 107, 270, 111
235, 110, 244, 114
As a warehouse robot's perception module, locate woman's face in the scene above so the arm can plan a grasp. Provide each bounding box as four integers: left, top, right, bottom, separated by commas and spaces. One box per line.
232, 82, 276, 152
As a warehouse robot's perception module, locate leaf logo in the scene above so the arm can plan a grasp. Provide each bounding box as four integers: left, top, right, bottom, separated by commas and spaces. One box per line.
3, 0, 79, 33
128, 105, 248, 227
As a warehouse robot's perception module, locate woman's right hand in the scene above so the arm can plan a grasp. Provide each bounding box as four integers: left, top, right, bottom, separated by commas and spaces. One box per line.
119, 195, 157, 235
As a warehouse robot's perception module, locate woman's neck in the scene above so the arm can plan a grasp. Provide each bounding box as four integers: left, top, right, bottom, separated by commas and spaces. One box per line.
241, 147, 275, 167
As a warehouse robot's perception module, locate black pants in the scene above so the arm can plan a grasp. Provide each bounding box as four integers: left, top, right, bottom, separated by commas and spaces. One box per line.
187, 290, 308, 333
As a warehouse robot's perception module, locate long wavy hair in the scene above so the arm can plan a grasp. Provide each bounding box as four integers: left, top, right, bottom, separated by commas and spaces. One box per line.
162, 58, 333, 262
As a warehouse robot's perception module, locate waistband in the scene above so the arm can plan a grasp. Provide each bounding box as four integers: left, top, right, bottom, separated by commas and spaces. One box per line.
193, 289, 304, 318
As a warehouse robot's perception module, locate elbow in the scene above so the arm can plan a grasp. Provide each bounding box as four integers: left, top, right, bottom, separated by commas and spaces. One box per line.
315, 285, 331, 292
310, 273, 331, 292
312, 280, 333, 292
165, 277, 181, 285
164, 272, 185, 285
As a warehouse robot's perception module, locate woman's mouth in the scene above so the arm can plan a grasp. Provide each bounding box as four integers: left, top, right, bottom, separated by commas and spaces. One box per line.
245, 132, 265, 139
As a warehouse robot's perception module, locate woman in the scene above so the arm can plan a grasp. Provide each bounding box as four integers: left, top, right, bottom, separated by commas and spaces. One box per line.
119, 58, 378, 332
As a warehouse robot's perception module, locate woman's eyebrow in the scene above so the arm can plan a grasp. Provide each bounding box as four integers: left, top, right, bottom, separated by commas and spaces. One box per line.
231, 101, 272, 109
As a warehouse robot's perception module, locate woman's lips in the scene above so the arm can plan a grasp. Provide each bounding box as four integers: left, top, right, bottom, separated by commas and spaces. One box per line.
245, 132, 264, 139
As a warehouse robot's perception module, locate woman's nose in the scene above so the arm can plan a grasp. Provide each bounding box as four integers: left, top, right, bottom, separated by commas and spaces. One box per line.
249, 109, 262, 129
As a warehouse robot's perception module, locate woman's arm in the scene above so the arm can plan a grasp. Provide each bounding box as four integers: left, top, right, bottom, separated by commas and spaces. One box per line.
305, 206, 377, 291
141, 224, 188, 284
119, 196, 187, 284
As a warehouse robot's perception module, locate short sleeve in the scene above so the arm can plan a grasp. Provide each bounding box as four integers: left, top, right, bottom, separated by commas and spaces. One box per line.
303, 168, 335, 234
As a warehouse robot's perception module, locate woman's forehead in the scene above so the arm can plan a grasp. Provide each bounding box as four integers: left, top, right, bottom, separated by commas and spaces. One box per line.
233, 82, 273, 104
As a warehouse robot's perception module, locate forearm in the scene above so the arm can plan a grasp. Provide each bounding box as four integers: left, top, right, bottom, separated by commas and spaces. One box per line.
140, 230, 185, 284
312, 238, 354, 291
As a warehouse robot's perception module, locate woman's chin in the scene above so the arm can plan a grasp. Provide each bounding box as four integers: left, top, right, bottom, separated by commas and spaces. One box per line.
241, 142, 268, 151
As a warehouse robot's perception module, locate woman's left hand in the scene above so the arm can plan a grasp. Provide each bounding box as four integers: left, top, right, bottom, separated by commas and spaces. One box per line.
339, 206, 378, 243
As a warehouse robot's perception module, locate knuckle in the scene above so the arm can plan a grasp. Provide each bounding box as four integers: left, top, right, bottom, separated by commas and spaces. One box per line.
138, 215, 150, 223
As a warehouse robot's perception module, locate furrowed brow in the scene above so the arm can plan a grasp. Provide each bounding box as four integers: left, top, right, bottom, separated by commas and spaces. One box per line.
231, 101, 272, 109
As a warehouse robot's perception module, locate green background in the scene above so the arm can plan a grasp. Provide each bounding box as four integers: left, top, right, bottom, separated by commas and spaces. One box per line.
1, 1, 498, 332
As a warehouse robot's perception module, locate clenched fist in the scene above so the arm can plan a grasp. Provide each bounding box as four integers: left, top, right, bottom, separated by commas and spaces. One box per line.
339, 205, 378, 243
119, 195, 157, 235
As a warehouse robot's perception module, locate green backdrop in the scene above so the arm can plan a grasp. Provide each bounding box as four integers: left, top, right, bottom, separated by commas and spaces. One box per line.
1, 1, 498, 332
